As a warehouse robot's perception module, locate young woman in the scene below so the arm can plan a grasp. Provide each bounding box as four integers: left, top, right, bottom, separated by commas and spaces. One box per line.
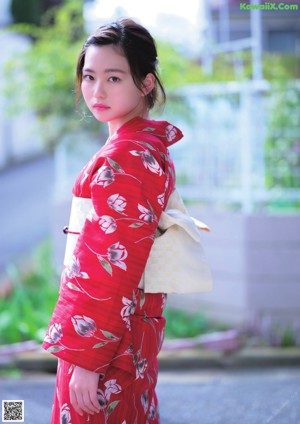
43, 18, 183, 424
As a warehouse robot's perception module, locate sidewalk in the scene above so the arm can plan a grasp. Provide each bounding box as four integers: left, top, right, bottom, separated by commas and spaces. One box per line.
1, 343, 300, 374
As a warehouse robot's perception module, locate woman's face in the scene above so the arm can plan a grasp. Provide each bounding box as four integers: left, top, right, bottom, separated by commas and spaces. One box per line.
81, 44, 147, 135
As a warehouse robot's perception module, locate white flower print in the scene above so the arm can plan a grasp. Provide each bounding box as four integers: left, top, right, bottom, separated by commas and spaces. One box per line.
86, 242, 128, 275
94, 159, 141, 187
130, 149, 163, 176
43, 324, 86, 354
166, 124, 177, 142
107, 193, 127, 214
136, 358, 148, 379
71, 315, 96, 337
105, 379, 122, 396
99, 215, 117, 234
157, 192, 165, 207
121, 292, 137, 330
97, 389, 109, 409
148, 397, 158, 420
97, 379, 121, 410
158, 175, 169, 207
142, 150, 163, 175
141, 390, 149, 413
99, 214, 146, 234
66, 256, 89, 280
60, 403, 71, 424
44, 323, 62, 344
138, 204, 156, 223
94, 166, 115, 187
107, 242, 128, 270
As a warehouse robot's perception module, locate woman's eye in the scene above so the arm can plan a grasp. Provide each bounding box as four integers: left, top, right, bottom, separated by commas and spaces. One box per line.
83, 74, 94, 81
108, 76, 120, 83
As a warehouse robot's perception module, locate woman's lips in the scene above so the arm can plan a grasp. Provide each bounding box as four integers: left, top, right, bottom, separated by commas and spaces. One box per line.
93, 103, 110, 111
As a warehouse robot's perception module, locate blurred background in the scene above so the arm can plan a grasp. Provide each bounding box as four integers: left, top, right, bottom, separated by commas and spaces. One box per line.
0, 0, 300, 353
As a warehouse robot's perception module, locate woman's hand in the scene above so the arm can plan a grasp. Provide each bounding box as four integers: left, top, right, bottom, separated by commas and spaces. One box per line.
69, 365, 101, 416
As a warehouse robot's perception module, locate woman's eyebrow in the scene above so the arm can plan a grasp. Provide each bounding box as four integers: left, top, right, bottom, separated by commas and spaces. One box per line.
82, 68, 95, 73
82, 67, 127, 74
104, 68, 127, 74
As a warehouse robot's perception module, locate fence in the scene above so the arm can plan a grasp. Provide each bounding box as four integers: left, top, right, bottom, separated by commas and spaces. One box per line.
168, 80, 300, 214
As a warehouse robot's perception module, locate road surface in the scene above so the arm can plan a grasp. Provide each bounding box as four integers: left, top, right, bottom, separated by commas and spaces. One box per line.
0, 156, 54, 274
1, 367, 300, 424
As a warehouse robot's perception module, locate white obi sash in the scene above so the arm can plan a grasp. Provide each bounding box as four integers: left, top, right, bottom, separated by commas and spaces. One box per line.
63, 192, 212, 293
139, 190, 212, 293
63, 197, 93, 267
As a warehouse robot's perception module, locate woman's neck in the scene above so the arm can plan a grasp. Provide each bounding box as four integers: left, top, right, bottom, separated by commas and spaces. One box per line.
108, 110, 150, 137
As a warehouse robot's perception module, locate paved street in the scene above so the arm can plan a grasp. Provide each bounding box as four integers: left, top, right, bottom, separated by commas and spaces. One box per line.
1, 367, 300, 424
0, 156, 54, 274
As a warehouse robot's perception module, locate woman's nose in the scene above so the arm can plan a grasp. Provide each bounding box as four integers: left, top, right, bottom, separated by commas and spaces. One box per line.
94, 80, 105, 98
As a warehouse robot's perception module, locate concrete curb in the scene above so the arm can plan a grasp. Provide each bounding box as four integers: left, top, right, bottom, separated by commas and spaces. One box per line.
1, 346, 300, 374
158, 347, 300, 369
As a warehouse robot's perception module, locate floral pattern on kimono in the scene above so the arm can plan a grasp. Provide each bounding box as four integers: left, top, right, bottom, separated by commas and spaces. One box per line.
42, 117, 183, 424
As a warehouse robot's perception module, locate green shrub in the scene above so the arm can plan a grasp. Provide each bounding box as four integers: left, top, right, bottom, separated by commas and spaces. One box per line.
163, 307, 226, 339
0, 241, 58, 345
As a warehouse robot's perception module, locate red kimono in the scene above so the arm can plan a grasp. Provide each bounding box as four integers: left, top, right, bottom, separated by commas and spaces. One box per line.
43, 117, 183, 424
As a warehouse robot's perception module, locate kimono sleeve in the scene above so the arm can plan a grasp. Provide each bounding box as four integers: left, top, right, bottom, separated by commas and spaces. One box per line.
42, 139, 170, 374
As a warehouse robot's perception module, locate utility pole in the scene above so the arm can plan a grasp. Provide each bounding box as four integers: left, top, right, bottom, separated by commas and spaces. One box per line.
250, 0, 263, 80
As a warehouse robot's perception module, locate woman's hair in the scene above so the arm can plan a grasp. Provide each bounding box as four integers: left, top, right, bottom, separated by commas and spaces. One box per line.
76, 18, 166, 110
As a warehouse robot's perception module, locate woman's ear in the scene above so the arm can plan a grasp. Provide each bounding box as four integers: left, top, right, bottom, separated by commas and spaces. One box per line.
142, 73, 155, 95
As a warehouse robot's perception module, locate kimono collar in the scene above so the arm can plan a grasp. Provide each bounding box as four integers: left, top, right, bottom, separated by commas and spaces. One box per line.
112, 116, 183, 147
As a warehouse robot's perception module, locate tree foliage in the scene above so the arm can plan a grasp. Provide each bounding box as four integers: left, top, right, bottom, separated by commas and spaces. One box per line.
11, 0, 65, 25
4, 0, 300, 153
4, 0, 97, 148
11, 0, 43, 25
9, 0, 83, 117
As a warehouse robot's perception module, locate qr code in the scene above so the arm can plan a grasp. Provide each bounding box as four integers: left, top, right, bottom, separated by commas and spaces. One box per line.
2, 400, 24, 422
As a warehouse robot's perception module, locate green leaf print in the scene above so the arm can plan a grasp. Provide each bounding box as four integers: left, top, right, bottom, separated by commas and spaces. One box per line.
98, 256, 113, 275
139, 141, 156, 151
143, 127, 155, 132
140, 291, 145, 308
66, 282, 81, 291
47, 345, 64, 353
108, 158, 123, 172
107, 401, 120, 416
129, 222, 144, 228
101, 330, 119, 340
93, 342, 107, 348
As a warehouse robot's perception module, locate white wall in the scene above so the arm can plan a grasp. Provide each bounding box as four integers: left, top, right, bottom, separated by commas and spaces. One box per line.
0, 31, 44, 169
168, 210, 300, 332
